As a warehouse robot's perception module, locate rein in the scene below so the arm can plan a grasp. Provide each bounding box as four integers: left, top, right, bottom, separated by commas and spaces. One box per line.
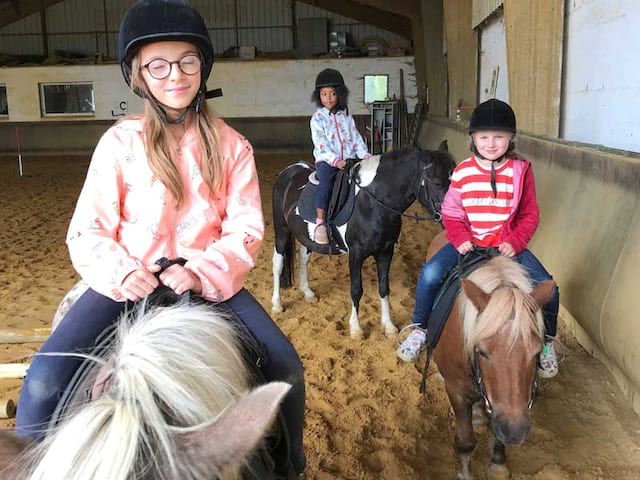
348, 161, 442, 223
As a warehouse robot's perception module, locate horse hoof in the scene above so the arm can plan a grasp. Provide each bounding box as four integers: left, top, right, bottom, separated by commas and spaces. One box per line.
384, 325, 398, 338
303, 294, 318, 304
271, 304, 284, 313
487, 463, 510, 480
350, 329, 363, 340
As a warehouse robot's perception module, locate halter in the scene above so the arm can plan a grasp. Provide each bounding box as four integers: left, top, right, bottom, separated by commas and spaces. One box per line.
348, 159, 444, 223
471, 347, 538, 416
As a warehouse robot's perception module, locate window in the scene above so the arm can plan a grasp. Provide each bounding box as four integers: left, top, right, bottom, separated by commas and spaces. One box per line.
363, 74, 389, 104
39, 82, 95, 116
0, 85, 7, 116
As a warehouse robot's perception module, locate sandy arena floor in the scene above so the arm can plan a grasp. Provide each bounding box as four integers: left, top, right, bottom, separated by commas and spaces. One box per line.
0, 153, 639, 479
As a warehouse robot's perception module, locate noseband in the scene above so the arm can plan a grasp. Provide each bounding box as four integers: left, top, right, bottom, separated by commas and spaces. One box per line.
472, 347, 538, 416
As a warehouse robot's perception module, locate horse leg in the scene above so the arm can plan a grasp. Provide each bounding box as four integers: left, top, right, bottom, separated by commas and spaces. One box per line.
447, 389, 476, 480
298, 244, 317, 303
487, 435, 510, 480
348, 251, 365, 340
374, 250, 398, 337
272, 248, 284, 313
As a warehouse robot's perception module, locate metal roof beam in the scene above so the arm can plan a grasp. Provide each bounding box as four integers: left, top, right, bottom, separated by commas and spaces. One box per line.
0, 0, 65, 29
297, 0, 412, 38
352, 0, 418, 18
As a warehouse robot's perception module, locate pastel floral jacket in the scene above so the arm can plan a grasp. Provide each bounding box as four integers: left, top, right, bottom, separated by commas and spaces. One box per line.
310, 107, 370, 166
66, 116, 264, 303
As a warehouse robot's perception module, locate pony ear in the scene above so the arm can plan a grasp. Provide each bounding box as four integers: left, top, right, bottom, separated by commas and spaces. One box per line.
438, 140, 449, 152
461, 278, 491, 312
174, 382, 291, 475
529, 280, 556, 309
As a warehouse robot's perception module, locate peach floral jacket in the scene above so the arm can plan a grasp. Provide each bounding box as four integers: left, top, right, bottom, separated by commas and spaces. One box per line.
66, 117, 264, 303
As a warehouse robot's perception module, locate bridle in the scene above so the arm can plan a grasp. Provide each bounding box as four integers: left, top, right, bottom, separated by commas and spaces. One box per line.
348, 159, 444, 223
471, 347, 538, 416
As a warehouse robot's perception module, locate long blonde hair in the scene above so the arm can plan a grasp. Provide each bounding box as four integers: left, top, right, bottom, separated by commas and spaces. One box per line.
129, 52, 224, 206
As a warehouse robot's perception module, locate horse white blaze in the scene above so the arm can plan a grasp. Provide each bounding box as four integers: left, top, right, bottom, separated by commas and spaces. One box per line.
348, 304, 362, 339
271, 249, 284, 312
379, 295, 397, 337
298, 244, 317, 302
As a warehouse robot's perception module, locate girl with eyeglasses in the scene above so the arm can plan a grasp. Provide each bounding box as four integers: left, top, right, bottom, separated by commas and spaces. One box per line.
15, 1, 306, 477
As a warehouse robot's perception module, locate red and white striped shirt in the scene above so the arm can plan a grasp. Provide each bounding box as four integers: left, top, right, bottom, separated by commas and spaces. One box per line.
449, 156, 514, 247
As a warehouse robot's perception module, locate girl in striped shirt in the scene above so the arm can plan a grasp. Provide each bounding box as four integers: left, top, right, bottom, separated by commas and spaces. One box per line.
397, 99, 559, 378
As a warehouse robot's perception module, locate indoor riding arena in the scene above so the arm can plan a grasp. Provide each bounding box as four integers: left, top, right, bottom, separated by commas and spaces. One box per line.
1, 1, 639, 479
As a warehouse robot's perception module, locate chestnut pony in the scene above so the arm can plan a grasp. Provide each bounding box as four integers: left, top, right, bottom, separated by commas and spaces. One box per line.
427, 232, 555, 479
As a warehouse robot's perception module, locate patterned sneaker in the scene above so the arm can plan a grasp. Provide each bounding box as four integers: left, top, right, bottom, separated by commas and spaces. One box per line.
313, 224, 329, 244
397, 327, 428, 363
538, 339, 558, 378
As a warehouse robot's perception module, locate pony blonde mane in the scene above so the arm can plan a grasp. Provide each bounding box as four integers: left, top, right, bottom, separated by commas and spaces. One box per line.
460, 256, 545, 357
21, 301, 251, 480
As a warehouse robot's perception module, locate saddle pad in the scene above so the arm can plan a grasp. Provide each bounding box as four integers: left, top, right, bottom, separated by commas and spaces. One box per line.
297, 169, 356, 227
426, 249, 500, 348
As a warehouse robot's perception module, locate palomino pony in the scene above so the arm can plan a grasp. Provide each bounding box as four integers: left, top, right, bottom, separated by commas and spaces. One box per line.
271, 145, 455, 339
0, 300, 290, 480
427, 232, 555, 479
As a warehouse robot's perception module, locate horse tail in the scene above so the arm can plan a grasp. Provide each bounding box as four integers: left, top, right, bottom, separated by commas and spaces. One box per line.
24, 302, 251, 480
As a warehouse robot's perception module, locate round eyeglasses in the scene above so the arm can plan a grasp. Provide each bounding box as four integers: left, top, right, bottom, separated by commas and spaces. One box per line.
141, 54, 202, 80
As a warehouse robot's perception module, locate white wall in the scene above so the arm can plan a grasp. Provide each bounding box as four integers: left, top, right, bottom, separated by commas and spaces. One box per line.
0, 57, 417, 122
561, 0, 640, 153
478, 14, 509, 103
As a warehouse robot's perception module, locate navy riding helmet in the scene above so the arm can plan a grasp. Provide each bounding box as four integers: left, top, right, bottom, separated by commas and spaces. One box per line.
118, 0, 220, 116
469, 98, 517, 134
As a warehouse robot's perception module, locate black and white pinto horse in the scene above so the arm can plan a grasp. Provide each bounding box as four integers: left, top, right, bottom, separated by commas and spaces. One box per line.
271, 144, 454, 339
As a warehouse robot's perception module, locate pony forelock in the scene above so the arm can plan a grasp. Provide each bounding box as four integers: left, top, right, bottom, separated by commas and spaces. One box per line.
460, 256, 544, 357
20, 301, 251, 480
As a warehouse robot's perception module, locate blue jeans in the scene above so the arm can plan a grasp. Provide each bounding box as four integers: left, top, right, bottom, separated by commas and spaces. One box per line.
315, 161, 339, 211
412, 245, 559, 338
16, 288, 306, 474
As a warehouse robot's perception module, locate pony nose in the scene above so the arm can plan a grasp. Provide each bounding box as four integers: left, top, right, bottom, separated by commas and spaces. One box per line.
492, 414, 531, 445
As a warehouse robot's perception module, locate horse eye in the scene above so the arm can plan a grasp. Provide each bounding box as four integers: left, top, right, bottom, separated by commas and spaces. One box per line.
477, 349, 490, 359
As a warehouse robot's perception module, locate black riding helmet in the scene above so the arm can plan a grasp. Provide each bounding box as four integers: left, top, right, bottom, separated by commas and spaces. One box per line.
312, 68, 349, 111
314, 68, 345, 89
469, 98, 516, 134
119, 0, 220, 119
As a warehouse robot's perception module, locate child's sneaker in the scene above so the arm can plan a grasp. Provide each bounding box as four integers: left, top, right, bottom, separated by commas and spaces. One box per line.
314, 224, 329, 244
397, 326, 428, 363
538, 339, 558, 378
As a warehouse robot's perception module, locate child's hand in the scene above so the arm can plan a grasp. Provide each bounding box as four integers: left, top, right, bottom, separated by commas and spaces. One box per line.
457, 241, 474, 255
160, 264, 202, 295
335, 159, 347, 169
498, 242, 516, 257
120, 264, 161, 301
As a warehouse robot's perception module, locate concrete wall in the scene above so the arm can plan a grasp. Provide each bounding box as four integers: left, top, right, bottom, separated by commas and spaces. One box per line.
561, 0, 640, 153
0, 116, 316, 155
419, 115, 640, 416
0, 57, 417, 122
0, 56, 414, 153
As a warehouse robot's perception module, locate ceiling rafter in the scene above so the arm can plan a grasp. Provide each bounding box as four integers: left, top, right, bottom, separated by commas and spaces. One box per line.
0, 0, 65, 29
297, 0, 412, 38
352, 0, 418, 18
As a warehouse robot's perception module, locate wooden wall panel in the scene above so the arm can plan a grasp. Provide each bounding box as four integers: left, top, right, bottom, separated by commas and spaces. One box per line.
443, 0, 478, 118
504, 0, 564, 136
